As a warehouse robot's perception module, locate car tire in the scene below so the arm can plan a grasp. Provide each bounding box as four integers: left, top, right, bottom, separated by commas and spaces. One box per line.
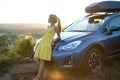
84, 47, 105, 74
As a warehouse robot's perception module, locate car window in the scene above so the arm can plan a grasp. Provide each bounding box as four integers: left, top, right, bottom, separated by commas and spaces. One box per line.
64, 17, 102, 32
109, 16, 120, 29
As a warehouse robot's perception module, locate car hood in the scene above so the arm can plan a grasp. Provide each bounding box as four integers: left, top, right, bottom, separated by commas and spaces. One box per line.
54, 32, 92, 41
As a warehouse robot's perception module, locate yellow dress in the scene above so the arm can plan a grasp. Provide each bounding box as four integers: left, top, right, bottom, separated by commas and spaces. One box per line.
34, 27, 55, 61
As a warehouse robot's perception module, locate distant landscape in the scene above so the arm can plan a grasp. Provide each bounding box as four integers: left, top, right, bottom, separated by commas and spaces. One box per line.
0, 23, 47, 29
0, 23, 49, 39
0, 23, 68, 29
0, 23, 68, 39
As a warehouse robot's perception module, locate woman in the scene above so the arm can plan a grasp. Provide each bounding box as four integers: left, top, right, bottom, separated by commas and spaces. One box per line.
33, 14, 61, 80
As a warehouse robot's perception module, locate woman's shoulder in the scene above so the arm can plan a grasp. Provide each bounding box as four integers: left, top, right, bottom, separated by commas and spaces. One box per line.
47, 26, 51, 29
52, 26, 58, 31
53, 25, 58, 29
47, 25, 57, 28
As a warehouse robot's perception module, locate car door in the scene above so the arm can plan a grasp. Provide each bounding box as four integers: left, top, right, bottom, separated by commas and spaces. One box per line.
105, 16, 120, 55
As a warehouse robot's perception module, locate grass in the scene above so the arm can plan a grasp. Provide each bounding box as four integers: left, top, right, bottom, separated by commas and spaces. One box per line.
99, 58, 120, 80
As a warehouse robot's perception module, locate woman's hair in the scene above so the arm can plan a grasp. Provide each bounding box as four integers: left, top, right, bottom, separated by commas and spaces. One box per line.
49, 14, 61, 33
57, 18, 61, 33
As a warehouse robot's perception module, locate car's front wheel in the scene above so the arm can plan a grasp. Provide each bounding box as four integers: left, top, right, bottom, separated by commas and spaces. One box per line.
84, 47, 105, 74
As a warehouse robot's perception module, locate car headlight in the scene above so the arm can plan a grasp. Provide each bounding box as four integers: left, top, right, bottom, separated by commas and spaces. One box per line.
58, 41, 82, 51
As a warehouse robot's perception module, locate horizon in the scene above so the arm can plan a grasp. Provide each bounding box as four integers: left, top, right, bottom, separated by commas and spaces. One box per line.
0, 23, 69, 30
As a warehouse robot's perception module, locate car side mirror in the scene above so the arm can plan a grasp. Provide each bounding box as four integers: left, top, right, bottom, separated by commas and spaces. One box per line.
103, 28, 112, 35
103, 26, 120, 35
103, 28, 108, 33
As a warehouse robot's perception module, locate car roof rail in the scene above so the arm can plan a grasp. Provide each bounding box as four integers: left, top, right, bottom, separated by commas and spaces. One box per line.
86, 11, 120, 17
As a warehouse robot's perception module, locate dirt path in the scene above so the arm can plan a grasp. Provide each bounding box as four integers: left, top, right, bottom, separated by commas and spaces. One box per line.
0, 62, 98, 80
0, 63, 38, 80
0, 58, 120, 80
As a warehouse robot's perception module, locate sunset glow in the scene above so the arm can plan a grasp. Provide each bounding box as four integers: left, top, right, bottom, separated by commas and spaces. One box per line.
0, 0, 117, 24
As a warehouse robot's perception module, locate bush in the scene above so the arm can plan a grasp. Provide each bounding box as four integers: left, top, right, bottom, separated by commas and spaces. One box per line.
0, 34, 36, 68
0, 54, 11, 69
16, 36, 35, 57
7, 44, 22, 63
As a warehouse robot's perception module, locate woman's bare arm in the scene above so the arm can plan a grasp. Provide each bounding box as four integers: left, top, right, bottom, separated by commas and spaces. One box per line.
54, 26, 61, 43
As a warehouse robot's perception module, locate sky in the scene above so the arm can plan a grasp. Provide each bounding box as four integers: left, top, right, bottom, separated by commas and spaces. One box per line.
0, 0, 119, 24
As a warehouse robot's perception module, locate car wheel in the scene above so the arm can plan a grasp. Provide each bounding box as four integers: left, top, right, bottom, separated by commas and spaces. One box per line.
84, 47, 105, 74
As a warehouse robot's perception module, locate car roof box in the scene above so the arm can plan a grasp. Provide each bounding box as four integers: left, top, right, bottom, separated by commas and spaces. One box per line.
85, 1, 120, 13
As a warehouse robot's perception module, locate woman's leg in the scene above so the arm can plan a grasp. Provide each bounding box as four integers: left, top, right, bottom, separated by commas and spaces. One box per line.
33, 57, 40, 65
33, 59, 45, 80
37, 59, 45, 78
41, 69, 47, 79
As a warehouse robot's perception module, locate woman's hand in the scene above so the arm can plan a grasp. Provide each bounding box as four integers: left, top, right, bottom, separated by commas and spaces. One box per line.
55, 37, 61, 42
52, 37, 61, 46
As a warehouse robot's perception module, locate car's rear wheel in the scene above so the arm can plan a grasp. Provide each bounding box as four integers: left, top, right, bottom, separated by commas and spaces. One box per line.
84, 47, 105, 74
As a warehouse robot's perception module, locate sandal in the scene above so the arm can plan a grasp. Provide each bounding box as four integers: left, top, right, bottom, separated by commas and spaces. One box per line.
41, 71, 48, 80
33, 76, 41, 80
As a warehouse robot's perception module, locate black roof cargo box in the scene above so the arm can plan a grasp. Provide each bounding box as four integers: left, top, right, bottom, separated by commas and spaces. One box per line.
85, 1, 120, 13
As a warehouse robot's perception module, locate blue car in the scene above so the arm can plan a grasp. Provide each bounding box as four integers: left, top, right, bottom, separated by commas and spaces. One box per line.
34, 1, 120, 74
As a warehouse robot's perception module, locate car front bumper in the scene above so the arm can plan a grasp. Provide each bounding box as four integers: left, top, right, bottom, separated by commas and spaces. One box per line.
52, 49, 85, 70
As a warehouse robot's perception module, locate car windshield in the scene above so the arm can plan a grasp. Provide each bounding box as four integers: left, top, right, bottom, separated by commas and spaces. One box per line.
64, 17, 102, 32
